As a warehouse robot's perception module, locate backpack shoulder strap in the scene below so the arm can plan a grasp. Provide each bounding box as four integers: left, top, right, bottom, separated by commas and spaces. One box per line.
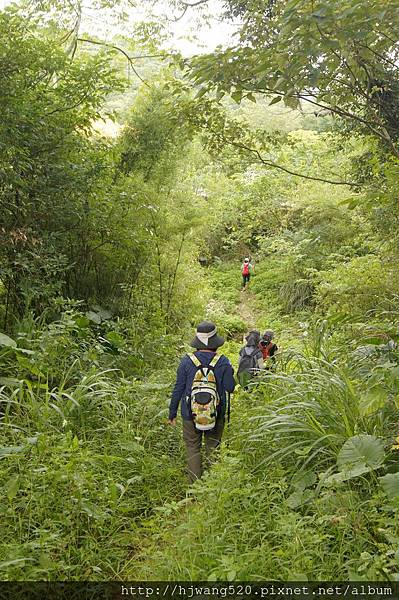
188, 353, 202, 368
209, 354, 222, 369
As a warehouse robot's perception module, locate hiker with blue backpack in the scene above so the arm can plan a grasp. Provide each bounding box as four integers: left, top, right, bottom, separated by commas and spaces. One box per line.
237, 330, 264, 389
168, 321, 235, 483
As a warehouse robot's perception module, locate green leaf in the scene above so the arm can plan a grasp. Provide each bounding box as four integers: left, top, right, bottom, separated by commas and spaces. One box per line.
91, 305, 112, 320
0, 446, 25, 458
85, 311, 101, 324
337, 434, 385, 471
16, 348, 35, 355
269, 96, 282, 106
0, 333, 17, 348
5, 475, 20, 501
291, 470, 317, 491
195, 87, 208, 99
231, 90, 243, 104
0, 558, 34, 570
286, 488, 314, 509
81, 502, 106, 519
274, 76, 286, 90
16, 356, 44, 377
359, 387, 388, 417
75, 316, 90, 328
379, 473, 399, 500
284, 95, 300, 110
0, 377, 21, 386
106, 331, 125, 347
324, 464, 371, 485
118, 441, 144, 453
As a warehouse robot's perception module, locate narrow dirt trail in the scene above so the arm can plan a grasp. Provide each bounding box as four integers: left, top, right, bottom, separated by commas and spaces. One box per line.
237, 289, 259, 332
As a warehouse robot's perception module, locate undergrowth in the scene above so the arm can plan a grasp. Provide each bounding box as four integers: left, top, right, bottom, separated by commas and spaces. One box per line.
2, 264, 399, 581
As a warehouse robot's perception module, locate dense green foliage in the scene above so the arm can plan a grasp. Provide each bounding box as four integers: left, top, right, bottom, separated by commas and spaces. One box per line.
1, 0, 399, 583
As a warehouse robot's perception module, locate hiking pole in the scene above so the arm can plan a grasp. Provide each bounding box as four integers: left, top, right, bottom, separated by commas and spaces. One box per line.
227, 391, 231, 426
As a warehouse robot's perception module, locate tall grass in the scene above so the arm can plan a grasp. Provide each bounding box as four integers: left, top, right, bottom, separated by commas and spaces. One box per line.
134, 323, 399, 581
0, 313, 188, 580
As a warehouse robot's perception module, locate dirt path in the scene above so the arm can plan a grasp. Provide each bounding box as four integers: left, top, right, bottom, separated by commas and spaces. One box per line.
237, 289, 258, 331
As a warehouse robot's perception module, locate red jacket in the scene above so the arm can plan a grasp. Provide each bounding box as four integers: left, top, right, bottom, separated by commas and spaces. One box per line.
259, 342, 277, 360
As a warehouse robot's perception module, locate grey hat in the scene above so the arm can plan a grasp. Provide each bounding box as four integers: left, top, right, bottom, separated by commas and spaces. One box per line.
190, 321, 225, 350
262, 329, 275, 340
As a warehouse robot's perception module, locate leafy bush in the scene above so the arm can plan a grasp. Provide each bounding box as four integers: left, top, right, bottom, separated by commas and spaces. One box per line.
134, 389, 399, 581
214, 314, 247, 339
0, 356, 185, 579
316, 256, 399, 317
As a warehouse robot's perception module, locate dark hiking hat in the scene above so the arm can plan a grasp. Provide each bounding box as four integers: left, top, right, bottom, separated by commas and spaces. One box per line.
245, 330, 260, 346
262, 329, 275, 340
190, 321, 225, 350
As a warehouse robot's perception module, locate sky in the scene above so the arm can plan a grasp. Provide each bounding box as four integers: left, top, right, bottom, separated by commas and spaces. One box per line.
163, 1, 237, 55
83, 0, 237, 55
0, 0, 237, 56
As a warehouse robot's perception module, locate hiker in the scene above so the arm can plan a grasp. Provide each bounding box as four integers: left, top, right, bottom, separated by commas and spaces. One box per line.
237, 330, 264, 389
259, 329, 278, 369
241, 257, 254, 290
168, 321, 235, 484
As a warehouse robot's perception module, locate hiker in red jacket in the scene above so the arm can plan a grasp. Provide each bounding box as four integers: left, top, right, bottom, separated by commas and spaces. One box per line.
241, 257, 254, 290
259, 330, 278, 369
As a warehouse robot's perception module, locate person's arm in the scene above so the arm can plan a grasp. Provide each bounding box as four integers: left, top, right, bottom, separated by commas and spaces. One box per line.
257, 356, 264, 370
168, 357, 187, 424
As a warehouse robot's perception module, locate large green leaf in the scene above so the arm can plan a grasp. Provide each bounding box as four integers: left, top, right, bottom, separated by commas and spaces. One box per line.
75, 315, 90, 328
286, 488, 315, 509
379, 473, 399, 500
291, 470, 317, 492
359, 387, 388, 417
324, 464, 371, 486
91, 305, 112, 320
337, 434, 385, 471
0, 333, 17, 348
85, 311, 101, 324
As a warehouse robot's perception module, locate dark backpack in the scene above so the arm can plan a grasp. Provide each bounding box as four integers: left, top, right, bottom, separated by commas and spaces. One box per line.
237, 347, 259, 375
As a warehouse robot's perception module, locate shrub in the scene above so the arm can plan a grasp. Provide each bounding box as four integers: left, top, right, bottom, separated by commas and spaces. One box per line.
316, 255, 399, 317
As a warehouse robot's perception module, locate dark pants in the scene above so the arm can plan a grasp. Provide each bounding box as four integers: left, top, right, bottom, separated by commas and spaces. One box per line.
182, 418, 225, 484
242, 273, 250, 287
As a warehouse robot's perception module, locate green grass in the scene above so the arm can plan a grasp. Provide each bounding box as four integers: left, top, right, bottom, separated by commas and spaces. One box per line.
0, 369, 187, 579
132, 389, 399, 581
126, 264, 399, 582
2, 262, 399, 581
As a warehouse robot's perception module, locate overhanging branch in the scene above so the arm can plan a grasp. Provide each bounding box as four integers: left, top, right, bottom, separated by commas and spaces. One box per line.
76, 38, 153, 87
206, 128, 361, 187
